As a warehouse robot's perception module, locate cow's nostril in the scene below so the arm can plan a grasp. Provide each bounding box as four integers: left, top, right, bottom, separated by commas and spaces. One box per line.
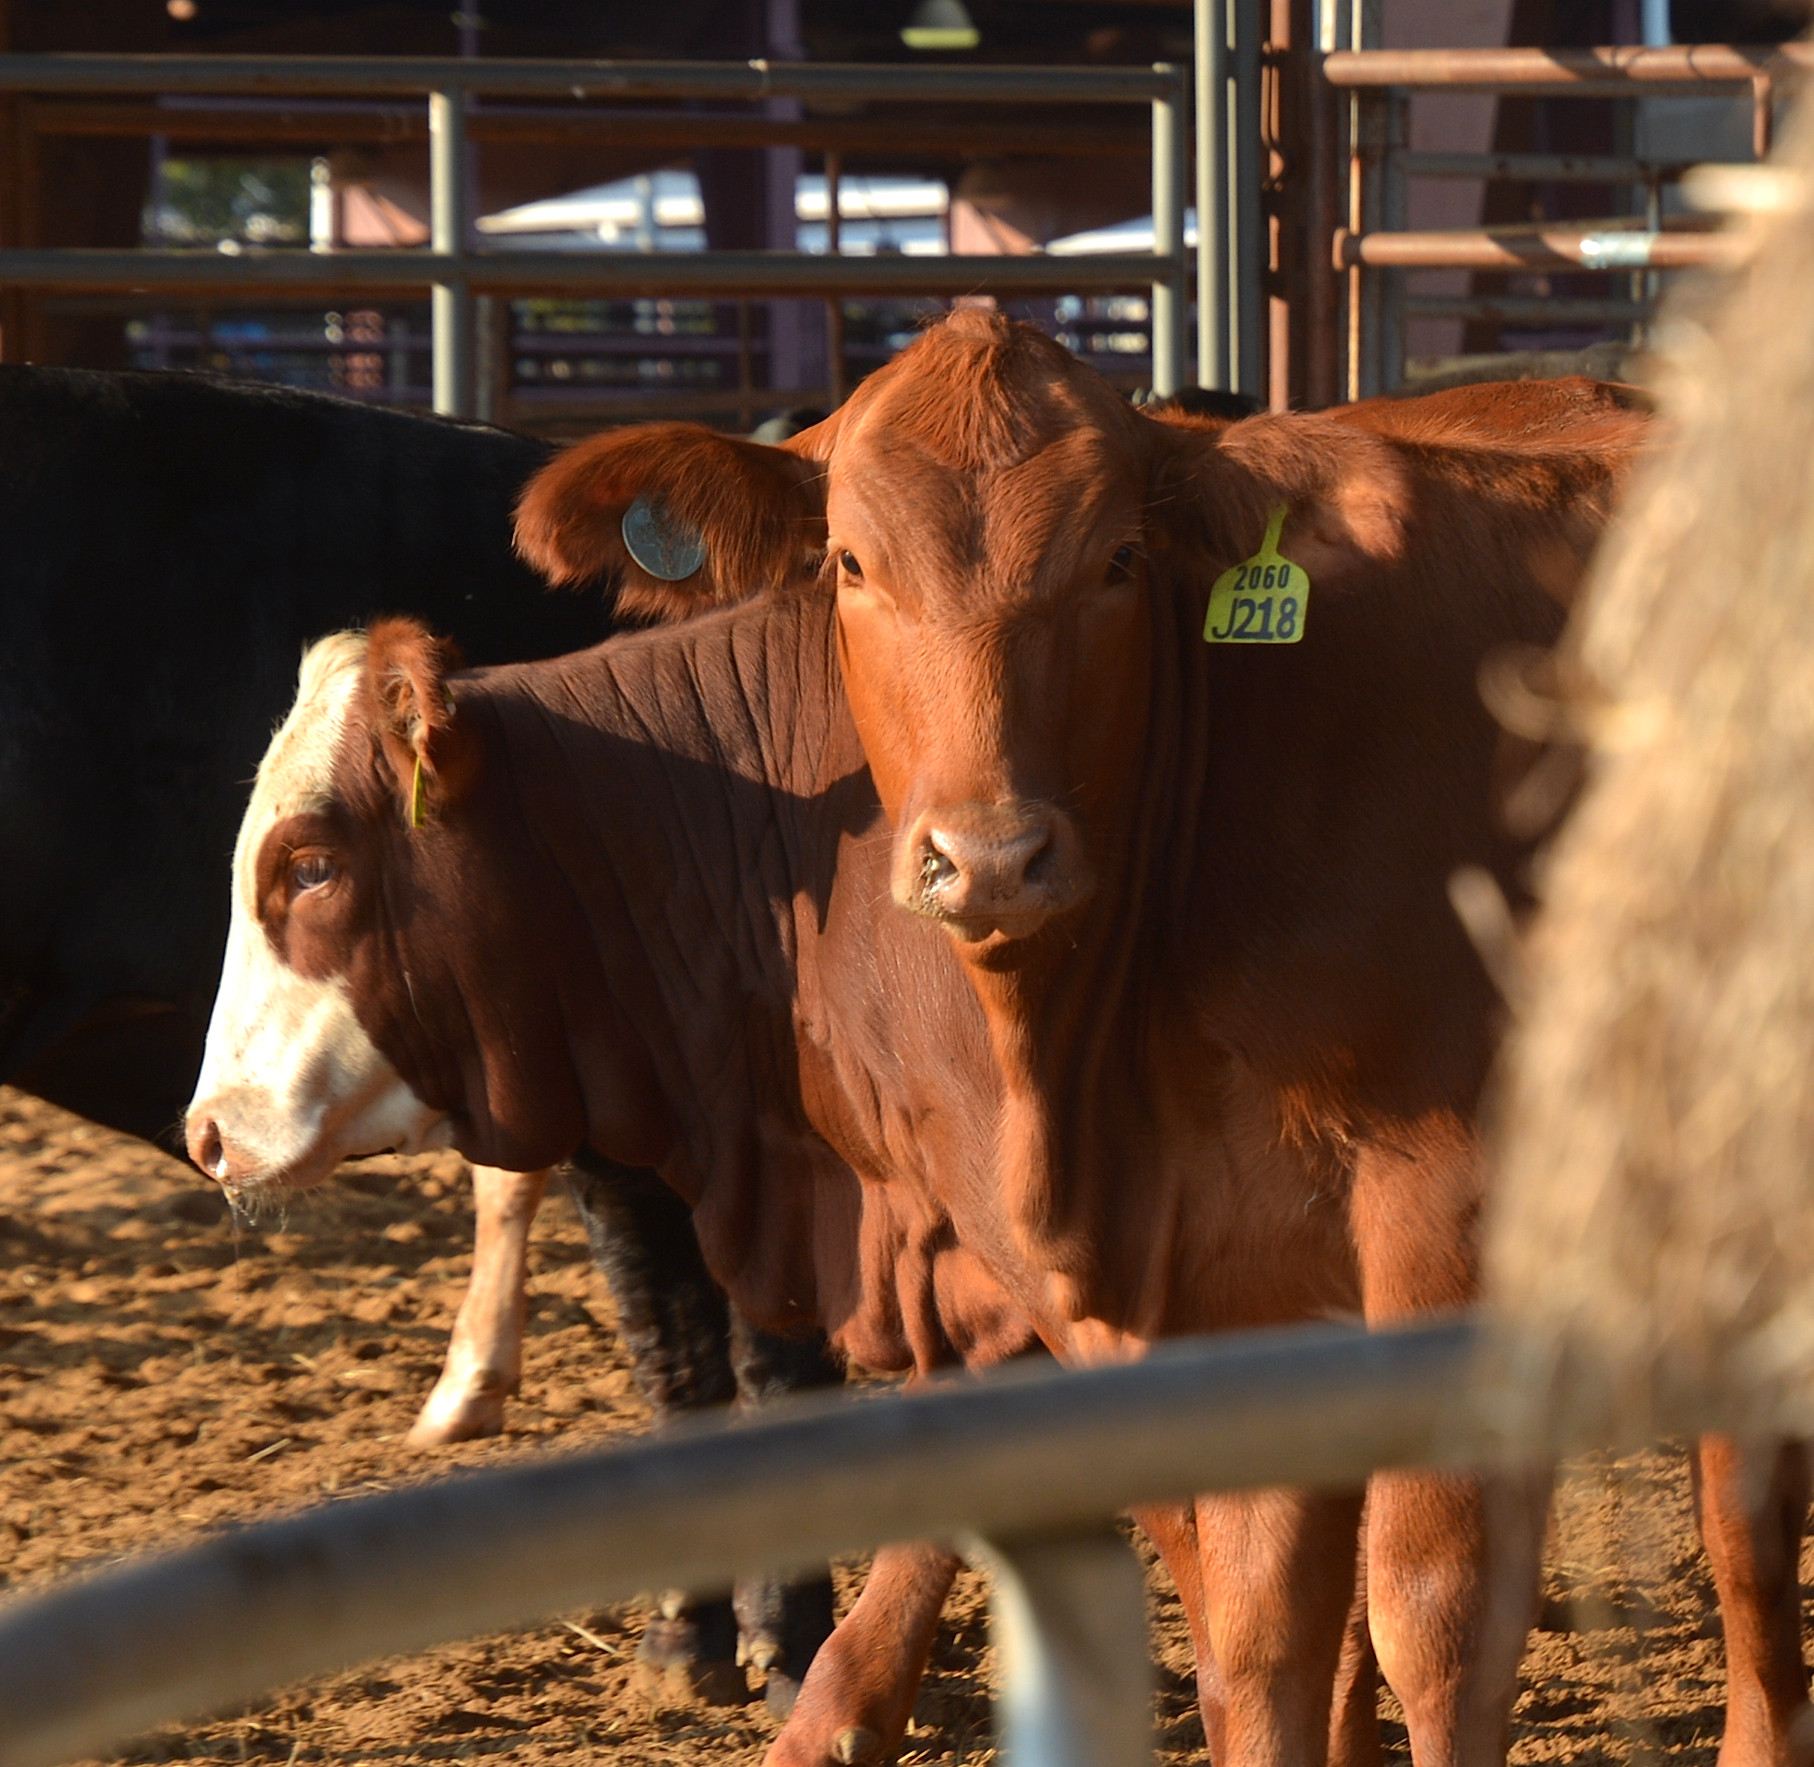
1021, 830, 1057, 886
919, 839, 959, 894
188, 1117, 228, 1182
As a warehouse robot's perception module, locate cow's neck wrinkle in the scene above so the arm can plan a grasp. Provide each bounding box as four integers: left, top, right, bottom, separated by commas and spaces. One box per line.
481, 596, 835, 1142
491, 596, 1081, 1359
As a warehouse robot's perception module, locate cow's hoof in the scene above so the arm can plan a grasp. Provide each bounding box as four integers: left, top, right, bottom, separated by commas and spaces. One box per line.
405, 1387, 506, 1449
764, 1670, 803, 1721
635, 1613, 751, 1707
832, 1727, 881, 1764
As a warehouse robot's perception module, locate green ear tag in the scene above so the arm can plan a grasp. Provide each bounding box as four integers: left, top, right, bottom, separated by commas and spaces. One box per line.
1203, 504, 1309, 644
409, 754, 426, 830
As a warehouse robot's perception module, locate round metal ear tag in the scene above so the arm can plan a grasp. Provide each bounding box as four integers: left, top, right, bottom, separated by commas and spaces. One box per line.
622, 495, 708, 581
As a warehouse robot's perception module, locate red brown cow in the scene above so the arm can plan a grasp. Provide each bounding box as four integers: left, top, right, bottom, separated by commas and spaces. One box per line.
507, 326, 1663, 1767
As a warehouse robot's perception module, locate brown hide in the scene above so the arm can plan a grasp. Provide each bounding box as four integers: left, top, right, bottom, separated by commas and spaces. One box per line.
275, 600, 1036, 1377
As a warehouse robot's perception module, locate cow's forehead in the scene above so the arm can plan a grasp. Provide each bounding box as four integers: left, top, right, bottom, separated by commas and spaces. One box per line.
235, 631, 366, 910
830, 403, 1146, 599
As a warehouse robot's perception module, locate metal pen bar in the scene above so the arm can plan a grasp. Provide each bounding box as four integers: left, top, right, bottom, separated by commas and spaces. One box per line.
0, 247, 1183, 294
1404, 292, 1651, 321
0, 53, 1179, 103
23, 98, 1156, 158
1194, 0, 1229, 388
980, 1529, 1153, 1767
1233, 0, 1264, 396
1400, 149, 1696, 182
1337, 226, 1737, 269
429, 88, 472, 418
1150, 63, 1187, 395
1378, 91, 1408, 395
0, 1319, 1480, 1767
1323, 41, 1814, 93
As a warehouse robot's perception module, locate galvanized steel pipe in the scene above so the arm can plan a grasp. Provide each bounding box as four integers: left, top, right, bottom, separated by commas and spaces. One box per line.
0, 1319, 1480, 1767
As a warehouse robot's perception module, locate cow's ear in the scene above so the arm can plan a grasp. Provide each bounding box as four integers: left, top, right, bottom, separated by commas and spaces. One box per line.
1151, 412, 1410, 592
514, 422, 829, 622
364, 618, 472, 826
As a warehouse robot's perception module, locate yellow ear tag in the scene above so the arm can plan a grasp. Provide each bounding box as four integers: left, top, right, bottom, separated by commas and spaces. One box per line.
1203, 504, 1309, 645
408, 754, 426, 830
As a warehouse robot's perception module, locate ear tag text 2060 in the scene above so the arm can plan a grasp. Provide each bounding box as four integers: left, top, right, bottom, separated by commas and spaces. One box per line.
1204, 504, 1309, 645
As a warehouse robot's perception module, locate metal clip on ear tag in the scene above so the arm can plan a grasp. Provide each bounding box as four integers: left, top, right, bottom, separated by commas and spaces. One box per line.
1203, 503, 1310, 645
409, 755, 427, 830
622, 494, 708, 582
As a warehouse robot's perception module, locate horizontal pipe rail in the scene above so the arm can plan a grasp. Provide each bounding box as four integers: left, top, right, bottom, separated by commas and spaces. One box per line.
1403, 293, 1651, 322
0, 53, 1176, 103
0, 1318, 1479, 1767
1337, 226, 1739, 270
22, 98, 1153, 157
0, 247, 1180, 296
1400, 150, 1695, 184
1325, 42, 1813, 93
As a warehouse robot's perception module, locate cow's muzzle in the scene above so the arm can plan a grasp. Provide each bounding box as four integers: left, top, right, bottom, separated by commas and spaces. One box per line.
895, 801, 1093, 943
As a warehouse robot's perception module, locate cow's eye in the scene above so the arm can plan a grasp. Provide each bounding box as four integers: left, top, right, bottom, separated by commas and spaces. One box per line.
1109, 545, 1138, 580
839, 550, 863, 579
290, 852, 336, 893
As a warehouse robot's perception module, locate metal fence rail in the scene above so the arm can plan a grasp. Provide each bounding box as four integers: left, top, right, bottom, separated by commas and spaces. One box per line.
0, 1317, 1478, 1767
1324, 40, 1794, 398
0, 53, 1193, 415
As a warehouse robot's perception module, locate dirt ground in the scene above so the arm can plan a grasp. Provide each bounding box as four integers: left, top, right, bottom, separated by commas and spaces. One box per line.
0, 1084, 1799, 1767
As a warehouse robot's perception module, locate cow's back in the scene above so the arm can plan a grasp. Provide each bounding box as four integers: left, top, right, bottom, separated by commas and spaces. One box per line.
0, 367, 611, 1138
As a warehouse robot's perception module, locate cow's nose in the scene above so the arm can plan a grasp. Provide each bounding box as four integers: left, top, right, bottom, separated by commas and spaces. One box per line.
185, 1113, 234, 1184
899, 802, 1092, 939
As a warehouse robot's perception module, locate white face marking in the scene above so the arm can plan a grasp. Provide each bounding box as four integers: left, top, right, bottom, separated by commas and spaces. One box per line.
186, 633, 451, 1194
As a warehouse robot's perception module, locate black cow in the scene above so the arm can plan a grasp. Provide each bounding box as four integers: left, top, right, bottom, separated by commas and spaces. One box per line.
0, 366, 833, 1712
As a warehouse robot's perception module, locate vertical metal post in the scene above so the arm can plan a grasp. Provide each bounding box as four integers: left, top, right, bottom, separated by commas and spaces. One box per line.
976, 1528, 1151, 1767
1232, 0, 1264, 398
430, 86, 474, 419
1151, 63, 1187, 396
824, 148, 845, 409
1347, 0, 1382, 399
1194, 0, 1229, 388
1379, 89, 1407, 395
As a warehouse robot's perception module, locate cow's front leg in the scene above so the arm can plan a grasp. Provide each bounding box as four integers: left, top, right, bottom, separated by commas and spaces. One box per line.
765, 1542, 963, 1767
408, 1164, 547, 1448
1694, 1433, 1812, 1767
1330, 1519, 1382, 1767
1196, 1485, 1365, 1767
1363, 1468, 1543, 1767
1352, 1119, 1543, 1767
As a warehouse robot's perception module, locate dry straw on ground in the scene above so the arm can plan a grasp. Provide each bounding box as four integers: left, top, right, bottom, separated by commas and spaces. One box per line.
1482, 89, 1814, 1454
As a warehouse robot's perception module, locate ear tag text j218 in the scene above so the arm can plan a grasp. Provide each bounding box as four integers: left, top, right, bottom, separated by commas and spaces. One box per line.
622, 495, 708, 582
409, 755, 426, 830
1203, 504, 1309, 645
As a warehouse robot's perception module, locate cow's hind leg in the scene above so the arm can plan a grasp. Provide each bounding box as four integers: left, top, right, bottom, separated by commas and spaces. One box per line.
565, 1150, 842, 1708
409, 1165, 547, 1448
565, 1150, 748, 1704
1693, 1434, 1812, 1767
765, 1542, 963, 1767
731, 1313, 844, 1719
